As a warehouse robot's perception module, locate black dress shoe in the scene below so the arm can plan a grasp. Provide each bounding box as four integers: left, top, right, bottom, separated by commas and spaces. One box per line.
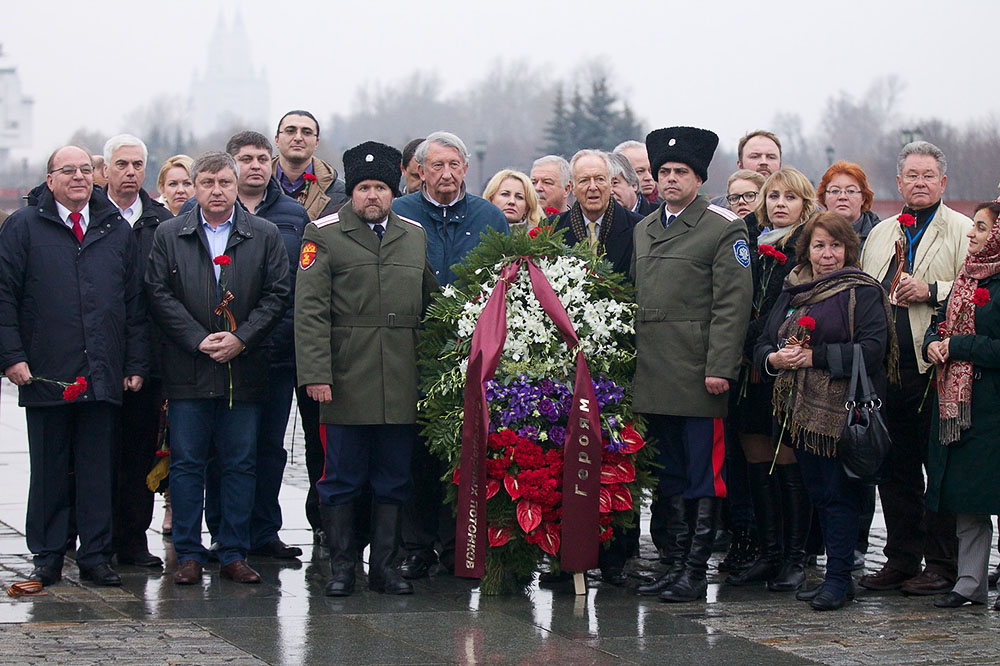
601, 567, 627, 586
399, 554, 434, 580
810, 587, 848, 611
934, 591, 984, 608
637, 566, 684, 596
250, 539, 303, 559
29, 565, 61, 587
797, 579, 856, 602
117, 551, 163, 568
79, 562, 122, 586
658, 571, 707, 603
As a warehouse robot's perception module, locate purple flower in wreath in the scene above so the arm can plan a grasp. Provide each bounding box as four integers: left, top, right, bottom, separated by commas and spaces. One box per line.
539, 379, 555, 396
517, 425, 539, 441
548, 425, 567, 446
538, 398, 560, 423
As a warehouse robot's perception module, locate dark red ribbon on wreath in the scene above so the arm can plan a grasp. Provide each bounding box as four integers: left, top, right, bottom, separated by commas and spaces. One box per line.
455, 258, 602, 578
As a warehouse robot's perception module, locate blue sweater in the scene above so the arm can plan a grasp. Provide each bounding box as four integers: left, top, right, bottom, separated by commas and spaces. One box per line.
391, 189, 508, 286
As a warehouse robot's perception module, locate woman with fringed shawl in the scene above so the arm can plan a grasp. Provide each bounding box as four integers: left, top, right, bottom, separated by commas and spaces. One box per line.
755, 211, 896, 611
923, 200, 1000, 610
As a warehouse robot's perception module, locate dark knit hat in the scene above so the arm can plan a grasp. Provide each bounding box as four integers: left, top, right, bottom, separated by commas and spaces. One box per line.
343, 141, 402, 197
645, 126, 719, 183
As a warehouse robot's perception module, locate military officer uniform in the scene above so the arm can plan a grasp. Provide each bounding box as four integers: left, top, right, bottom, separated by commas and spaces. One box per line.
632, 127, 753, 602
295, 141, 437, 597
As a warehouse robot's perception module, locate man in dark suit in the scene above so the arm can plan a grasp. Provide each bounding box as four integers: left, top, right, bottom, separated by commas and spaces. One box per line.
0, 145, 149, 587
609, 152, 658, 217
550, 149, 640, 584
552, 149, 641, 277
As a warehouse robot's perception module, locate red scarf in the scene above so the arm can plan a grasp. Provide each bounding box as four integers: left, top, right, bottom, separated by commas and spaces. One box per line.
937, 214, 1000, 444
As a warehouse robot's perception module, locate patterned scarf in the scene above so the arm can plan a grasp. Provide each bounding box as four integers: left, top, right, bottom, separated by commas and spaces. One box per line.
773, 266, 898, 457
568, 198, 616, 252
937, 212, 1000, 444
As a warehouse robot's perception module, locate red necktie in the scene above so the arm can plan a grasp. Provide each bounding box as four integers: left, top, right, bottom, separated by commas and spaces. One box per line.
69, 212, 84, 243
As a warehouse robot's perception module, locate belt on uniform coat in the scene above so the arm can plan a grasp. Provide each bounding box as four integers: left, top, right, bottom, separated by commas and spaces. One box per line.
332, 313, 421, 328
637, 308, 711, 322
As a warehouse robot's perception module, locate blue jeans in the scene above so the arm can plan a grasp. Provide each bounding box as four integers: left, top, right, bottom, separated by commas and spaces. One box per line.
205, 366, 295, 548
168, 399, 260, 566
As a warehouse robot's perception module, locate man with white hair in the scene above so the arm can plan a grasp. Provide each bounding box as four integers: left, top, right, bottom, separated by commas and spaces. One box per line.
530, 155, 572, 214
391, 131, 508, 578
614, 140, 658, 205
102, 134, 175, 569
608, 152, 658, 217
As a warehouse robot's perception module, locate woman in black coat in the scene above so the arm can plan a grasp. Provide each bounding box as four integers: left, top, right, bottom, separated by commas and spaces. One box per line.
754, 211, 894, 610
727, 168, 816, 591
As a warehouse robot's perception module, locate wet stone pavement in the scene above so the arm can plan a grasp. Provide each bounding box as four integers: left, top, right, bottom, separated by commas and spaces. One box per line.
0, 381, 998, 665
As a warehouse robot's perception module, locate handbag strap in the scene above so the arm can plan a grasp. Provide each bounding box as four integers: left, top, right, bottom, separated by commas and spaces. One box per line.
847, 343, 863, 406
847, 342, 880, 406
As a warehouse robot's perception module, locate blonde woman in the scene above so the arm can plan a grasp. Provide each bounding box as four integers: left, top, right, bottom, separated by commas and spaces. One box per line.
156, 155, 194, 216
483, 169, 542, 232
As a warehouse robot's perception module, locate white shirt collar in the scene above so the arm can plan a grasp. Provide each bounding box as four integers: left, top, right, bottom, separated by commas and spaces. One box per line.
367, 216, 390, 231
108, 191, 142, 225
55, 200, 90, 230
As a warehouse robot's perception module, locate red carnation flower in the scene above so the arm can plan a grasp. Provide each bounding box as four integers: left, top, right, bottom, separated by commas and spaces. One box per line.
155, 448, 170, 458
797, 315, 816, 331
899, 213, 916, 227
937, 321, 949, 338
772, 249, 787, 265
302, 173, 317, 183
213, 255, 231, 266
544, 206, 560, 217
973, 288, 991, 307
759, 244, 775, 257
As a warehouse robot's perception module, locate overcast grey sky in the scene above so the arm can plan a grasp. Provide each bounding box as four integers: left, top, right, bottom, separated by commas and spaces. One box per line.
3, 0, 997, 159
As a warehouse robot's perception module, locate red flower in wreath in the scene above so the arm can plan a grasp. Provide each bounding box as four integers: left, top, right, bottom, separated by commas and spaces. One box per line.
213, 254, 231, 266
898, 213, 916, 227
528, 225, 551, 239
973, 288, 991, 307
797, 315, 816, 331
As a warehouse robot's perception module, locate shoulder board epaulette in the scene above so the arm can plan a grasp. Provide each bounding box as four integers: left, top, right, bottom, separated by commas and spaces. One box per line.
397, 215, 424, 228
313, 213, 340, 228
707, 204, 740, 222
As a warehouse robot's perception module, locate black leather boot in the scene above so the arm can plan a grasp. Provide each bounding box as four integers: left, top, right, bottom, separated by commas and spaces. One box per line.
727, 463, 782, 586
368, 504, 413, 595
660, 497, 718, 602
321, 503, 356, 596
637, 495, 689, 595
767, 464, 810, 591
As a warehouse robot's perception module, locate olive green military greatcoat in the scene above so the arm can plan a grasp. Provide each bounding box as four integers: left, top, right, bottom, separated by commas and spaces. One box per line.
631, 195, 752, 418
294, 205, 438, 425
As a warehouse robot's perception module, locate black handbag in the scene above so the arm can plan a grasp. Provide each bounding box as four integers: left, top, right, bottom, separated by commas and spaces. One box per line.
839, 344, 891, 483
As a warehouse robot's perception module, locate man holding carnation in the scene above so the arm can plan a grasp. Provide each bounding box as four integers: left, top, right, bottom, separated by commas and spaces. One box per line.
858, 141, 969, 596
296, 141, 437, 596
0, 145, 149, 587
145, 151, 290, 586
631, 127, 753, 602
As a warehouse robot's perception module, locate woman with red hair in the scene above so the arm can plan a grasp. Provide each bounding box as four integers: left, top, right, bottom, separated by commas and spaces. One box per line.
817, 161, 879, 249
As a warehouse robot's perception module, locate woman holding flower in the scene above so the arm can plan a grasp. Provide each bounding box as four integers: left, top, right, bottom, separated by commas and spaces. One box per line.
755, 211, 894, 610
727, 167, 816, 589
922, 201, 1000, 610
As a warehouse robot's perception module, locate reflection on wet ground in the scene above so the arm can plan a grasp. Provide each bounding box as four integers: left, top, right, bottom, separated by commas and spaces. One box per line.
0, 383, 997, 665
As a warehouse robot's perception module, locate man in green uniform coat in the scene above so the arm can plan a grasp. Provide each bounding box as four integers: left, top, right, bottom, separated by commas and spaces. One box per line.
632, 127, 753, 602
295, 141, 437, 597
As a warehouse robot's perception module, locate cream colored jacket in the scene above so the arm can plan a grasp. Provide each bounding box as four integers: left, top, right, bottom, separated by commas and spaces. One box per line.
859, 203, 971, 373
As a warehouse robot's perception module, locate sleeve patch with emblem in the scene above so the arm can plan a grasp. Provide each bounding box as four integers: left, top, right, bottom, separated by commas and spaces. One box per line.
299, 241, 318, 270
733, 239, 750, 268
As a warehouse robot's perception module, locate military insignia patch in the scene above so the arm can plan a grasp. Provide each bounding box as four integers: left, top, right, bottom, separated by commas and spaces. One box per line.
299, 242, 318, 270
733, 239, 750, 268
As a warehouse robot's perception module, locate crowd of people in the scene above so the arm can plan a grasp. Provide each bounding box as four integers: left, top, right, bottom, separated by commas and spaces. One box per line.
0, 110, 998, 614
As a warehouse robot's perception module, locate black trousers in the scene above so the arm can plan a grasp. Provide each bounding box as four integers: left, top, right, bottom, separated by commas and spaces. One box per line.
26, 401, 117, 569
295, 386, 325, 532
401, 435, 455, 567
113, 380, 162, 556
879, 367, 957, 577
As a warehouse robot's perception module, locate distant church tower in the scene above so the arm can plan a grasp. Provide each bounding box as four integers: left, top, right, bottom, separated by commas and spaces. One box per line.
0, 45, 34, 164
189, 11, 270, 136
